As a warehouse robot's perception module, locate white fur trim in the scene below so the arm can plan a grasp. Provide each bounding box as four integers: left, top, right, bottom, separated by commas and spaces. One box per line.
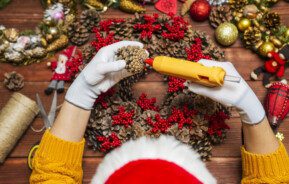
91, 135, 216, 184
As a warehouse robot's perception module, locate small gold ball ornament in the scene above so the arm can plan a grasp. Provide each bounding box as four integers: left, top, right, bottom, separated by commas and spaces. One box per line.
48, 27, 59, 36
237, 18, 251, 32
258, 41, 275, 57
215, 22, 239, 46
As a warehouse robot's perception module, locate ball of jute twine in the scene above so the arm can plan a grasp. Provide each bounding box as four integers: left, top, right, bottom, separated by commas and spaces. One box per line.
0, 93, 39, 163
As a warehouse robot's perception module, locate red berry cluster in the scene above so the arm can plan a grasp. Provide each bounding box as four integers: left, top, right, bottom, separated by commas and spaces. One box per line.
137, 93, 159, 111
168, 76, 186, 93
134, 14, 161, 40
186, 38, 211, 61
147, 114, 171, 133
91, 28, 117, 52
94, 88, 116, 108
97, 133, 121, 152
161, 14, 188, 41
99, 19, 125, 33
168, 106, 196, 129
207, 112, 230, 137
112, 106, 135, 127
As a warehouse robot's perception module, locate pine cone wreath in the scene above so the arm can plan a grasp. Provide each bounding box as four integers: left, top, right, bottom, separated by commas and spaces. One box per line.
209, 5, 233, 28
67, 22, 90, 46
4, 71, 24, 91
111, 19, 134, 40
263, 12, 280, 30
80, 9, 100, 32
243, 26, 262, 48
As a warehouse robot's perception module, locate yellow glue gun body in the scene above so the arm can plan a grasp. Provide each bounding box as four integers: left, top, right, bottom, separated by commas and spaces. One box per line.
152, 56, 226, 87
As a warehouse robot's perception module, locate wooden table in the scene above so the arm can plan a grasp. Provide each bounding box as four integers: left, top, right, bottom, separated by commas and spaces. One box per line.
1, 1, 289, 183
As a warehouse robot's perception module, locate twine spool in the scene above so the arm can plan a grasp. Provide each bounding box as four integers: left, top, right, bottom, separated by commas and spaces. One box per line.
0, 93, 39, 163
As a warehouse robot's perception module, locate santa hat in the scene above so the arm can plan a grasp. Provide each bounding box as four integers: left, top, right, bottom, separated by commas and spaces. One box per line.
92, 135, 216, 184
60, 46, 77, 60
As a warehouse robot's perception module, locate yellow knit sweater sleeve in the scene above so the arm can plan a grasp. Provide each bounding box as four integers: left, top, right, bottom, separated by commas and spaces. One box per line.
241, 142, 289, 184
30, 130, 85, 184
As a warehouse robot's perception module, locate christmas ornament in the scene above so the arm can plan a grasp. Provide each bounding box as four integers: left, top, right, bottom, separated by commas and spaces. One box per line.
119, 0, 146, 13
263, 12, 280, 30
265, 82, 289, 130
181, 0, 195, 16
46, 34, 69, 52
209, 5, 233, 28
0, 1, 75, 65
258, 41, 275, 57
189, 0, 211, 22
4, 71, 24, 91
215, 22, 238, 46
82, 14, 229, 160
155, 0, 177, 15
237, 18, 251, 32
243, 4, 258, 19
243, 26, 262, 49
45, 46, 83, 95
208, 0, 227, 6
83, 0, 105, 11
252, 45, 289, 87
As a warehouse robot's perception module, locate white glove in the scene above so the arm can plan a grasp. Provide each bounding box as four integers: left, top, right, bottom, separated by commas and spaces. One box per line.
65, 41, 144, 110
185, 59, 265, 125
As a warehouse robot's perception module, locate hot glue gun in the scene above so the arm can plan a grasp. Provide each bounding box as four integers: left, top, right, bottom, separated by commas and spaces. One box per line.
145, 56, 241, 87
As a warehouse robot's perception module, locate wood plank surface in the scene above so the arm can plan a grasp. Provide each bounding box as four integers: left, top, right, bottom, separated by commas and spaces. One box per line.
1, 0, 289, 183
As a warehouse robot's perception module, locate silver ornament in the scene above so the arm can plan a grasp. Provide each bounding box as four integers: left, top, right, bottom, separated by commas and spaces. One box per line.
208, 0, 228, 6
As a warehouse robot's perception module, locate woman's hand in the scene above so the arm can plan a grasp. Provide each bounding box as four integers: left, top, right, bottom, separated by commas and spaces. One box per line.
185, 59, 265, 125
66, 41, 144, 110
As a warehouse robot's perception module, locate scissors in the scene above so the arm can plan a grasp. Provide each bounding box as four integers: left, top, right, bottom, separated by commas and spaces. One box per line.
28, 91, 58, 169
31, 92, 58, 132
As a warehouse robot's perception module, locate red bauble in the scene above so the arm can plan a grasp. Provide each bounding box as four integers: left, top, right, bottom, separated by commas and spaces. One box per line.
265, 82, 289, 129
189, 0, 211, 22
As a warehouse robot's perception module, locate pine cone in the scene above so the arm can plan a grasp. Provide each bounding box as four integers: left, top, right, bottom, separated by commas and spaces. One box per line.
110, 19, 134, 40
209, 130, 227, 145
81, 45, 96, 64
209, 5, 233, 28
229, 0, 248, 10
263, 12, 280, 29
80, 10, 100, 32
193, 95, 218, 115
4, 71, 24, 91
117, 46, 148, 74
191, 136, 212, 161
67, 22, 90, 46
243, 26, 262, 48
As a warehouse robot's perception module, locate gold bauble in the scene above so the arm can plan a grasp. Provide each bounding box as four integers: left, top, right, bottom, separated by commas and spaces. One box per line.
41, 37, 48, 48
258, 41, 275, 57
215, 22, 239, 46
3, 28, 19, 42
48, 27, 59, 36
237, 18, 251, 32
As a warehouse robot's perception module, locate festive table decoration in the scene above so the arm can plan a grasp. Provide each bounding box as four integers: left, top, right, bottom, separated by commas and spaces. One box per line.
181, 0, 195, 16
0, 2, 75, 65
3, 71, 24, 91
45, 46, 83, 95
251, 44, 289, 87
265, 82, 289, 133
155, 0, 178, 15
190, 0, 211, 22
206, 0, 289, 86
215, 22, 238, 46
82, 0, 146, 13
81, 14, 230, 161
